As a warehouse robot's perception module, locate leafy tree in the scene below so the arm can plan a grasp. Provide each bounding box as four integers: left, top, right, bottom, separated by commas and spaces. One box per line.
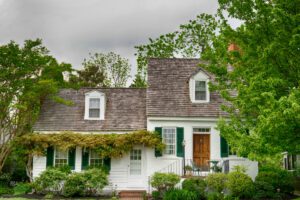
0, 39, 72, 175
71, 52, 131, 87
129, 73, 147, 88
135, 0, 300, 159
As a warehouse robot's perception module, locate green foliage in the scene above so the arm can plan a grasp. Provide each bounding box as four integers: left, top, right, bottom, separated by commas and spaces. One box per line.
253, 181, 281, 200
152, 191, 161, 200
83, 168, 108, 195
151, 172, 180, 195
182, 178, 206, 199
18, 131, 164, 159
0, 173, 11, 186
0, 185, 13, 195
130, 73, 147, 88
163, 188, 198, 200
33, 168, 67, 195
231, 165, 247, 173
206, 192, 224, 200
63, 172, 86, 197
206, 173, 228, 193
134, 0, 300, 160
226, 171, 254, 198
70, 52, 131, 87
13, 182, 32, 195
56, 165, 72, 174
255, 169, 295, 195
0, 39, 72, 174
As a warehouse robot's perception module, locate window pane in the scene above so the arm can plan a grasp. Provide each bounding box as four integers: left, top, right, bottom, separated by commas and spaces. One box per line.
162, 128, 176, 155
89, 98, 100, 108
55, 148, 68, 167
130, 149, 142, 175
89, 109, 100, 118
90, 150, 103, 167
195, 81, 206, 100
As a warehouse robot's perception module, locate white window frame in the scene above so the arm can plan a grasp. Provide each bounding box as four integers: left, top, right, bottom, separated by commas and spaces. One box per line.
84, 91, 105, 120
89, 149, 103, 167
130, 149, 142, 175
162, 127, 176, 156
189, 71, 210, 103
54, 148, 68, 167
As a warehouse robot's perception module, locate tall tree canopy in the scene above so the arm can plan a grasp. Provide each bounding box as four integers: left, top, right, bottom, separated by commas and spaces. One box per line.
70, 52, 131, 87
0, 39, 72, 173
135, 0, 300, 160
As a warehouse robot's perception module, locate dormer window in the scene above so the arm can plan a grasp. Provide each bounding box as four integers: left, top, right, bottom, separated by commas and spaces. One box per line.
84, 91, 105, 120
195, 81, 207, 100
190, 70, 210, 103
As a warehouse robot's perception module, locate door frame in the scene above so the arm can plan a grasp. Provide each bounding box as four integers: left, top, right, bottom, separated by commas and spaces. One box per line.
192, 128, 211, 171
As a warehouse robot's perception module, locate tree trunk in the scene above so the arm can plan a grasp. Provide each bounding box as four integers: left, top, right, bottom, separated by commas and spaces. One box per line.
26, 154, 33, 182
0, 144, 11, 172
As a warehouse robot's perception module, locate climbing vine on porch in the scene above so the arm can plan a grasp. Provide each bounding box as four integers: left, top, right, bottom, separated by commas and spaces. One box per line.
16, 130, 165, 158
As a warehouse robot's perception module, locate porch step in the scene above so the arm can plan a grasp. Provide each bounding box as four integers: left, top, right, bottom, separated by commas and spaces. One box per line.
119, 190, 146, 198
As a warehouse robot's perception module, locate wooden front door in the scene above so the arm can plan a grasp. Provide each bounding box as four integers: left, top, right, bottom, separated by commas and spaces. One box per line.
193, 134, 210, 171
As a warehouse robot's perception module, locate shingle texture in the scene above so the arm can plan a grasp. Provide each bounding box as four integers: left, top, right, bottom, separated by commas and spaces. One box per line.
147, 58, 227, 117
33, 88, 146, 131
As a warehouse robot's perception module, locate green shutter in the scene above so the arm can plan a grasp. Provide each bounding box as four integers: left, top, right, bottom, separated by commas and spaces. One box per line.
68, 147, 76, 170
176, 127, 184, 157
81, 148, 89, 170
220, 136, 229, 158
154, 127, 163, 157
46, 146, 54, 167
103, 157, 111, 172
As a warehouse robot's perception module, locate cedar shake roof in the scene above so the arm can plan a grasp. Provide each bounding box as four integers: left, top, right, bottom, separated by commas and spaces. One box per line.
147, 58, 227, 117
33, 88, 146, 131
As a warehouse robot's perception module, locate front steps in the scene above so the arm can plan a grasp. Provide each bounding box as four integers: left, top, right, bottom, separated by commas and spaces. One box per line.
119, 190, 147, 200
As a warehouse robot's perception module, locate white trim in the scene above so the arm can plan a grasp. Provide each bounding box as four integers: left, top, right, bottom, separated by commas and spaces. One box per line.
84, 90, 105, 120
189, 71, 210, 103
148, 117, 225, 122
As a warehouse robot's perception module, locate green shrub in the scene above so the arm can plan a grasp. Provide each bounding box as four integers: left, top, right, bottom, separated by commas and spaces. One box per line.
152, 191, 161, 200
63, 172, 86, 197
63, 168, 108, 197
56, 165, 72, 174
253, 181, 281, 200
163, 188, 198, 200
83, 168, 108, 195
33, 168, 67, 195
13, 182, 32, 195
226, 171, 254, 198
151, 172, 180, 195
206, 192, 224, 200
182, 178, 206, 199
0, 173, 11, 186
0, 185, 13, 195
255, 169, 294, 194
206, 173, 228, 193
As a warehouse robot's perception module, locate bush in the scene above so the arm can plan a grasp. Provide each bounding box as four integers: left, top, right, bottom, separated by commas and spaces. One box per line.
163, 188, 198, 200
182, 178, 206, 199
63, 172, 86, 197
152, 191, 161, 200
255, 169, 294, 194
253, 181, 281, 200
33, 168, 67, 195
151, 172, 180, 195
83, 168, 108, 195
13, 182, 32, 195
0, 173, 11, 187
226, 171, 254, 198
0, 185, 13, 195
206, 173, 228, 193
63, 168, 108, 197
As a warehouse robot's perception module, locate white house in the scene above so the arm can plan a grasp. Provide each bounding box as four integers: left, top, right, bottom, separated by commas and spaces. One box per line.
32, 58, 258, 193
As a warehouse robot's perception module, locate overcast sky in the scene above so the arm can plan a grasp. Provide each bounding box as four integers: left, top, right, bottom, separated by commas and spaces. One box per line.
0, 0, 221, 82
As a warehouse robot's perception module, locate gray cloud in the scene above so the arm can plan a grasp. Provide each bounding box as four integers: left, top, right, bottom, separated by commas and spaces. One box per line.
0, 0, 220, 82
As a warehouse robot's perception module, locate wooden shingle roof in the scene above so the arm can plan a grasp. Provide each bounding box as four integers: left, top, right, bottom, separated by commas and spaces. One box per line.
147, 58, 227, 118
33, 88, 146, 132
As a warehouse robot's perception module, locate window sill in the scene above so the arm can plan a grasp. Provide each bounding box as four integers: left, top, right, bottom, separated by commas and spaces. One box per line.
191, 100, 210, 104
84, 118, 103, 121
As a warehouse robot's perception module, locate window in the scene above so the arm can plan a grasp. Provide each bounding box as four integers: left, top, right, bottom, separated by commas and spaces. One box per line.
55, 148, 68, 167
189, 71, 210, 103
130, 149, 142, 175
84, 91, 105, 120
195, 81, 206, 100
162, 128, 176, 155
89, 98, 100, 118
90, 150, 103, 167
